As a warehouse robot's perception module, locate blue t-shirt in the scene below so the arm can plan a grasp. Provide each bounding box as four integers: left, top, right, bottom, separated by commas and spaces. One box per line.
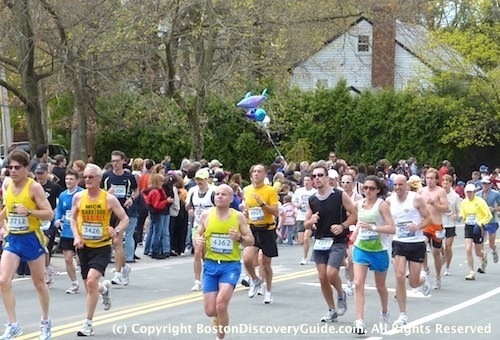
55, 186, 84, 238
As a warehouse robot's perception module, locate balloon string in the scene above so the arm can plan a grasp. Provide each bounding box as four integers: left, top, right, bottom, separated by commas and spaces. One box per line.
265, 129, 282, 157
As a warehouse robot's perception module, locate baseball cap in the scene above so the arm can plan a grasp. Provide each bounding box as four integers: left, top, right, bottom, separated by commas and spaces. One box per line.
479, 165, 488, 172
35, 163, 48, 173
457, 181, 465, 186
194, 169, 209, 180
407, 175, 421, 183
210, 159, 223, 168
328, 169, 339, 179
464, 184, 476, 192
481, 176, 492, 184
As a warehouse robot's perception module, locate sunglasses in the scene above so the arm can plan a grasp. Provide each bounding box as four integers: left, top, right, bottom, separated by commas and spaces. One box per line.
35, 172, 45, 175
341, 181, 352, 184
7, 165, 22, 170
364, 186, 378, 191
83, 175, 95, 180
312, 173, 325, 179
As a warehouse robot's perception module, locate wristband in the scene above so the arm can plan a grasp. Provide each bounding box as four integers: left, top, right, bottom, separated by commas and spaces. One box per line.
260, 202, 265, 207
27, 209, 32, 216
371, 225, 378, 231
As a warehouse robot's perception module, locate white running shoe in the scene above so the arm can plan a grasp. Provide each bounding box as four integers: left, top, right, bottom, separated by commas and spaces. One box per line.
39, 319, 51, 340
44, 266, 55, 288
77, 322, 94, 337
121, 264, 131, 285
191, 280, 202, 291
443, 269, 451, 276
263, 291, 273, 304
379, 312, 390, 333
393, 313, 408, 327
65, 283, 79, 294
320, 309, 338, 322
100, 280, 112, 311
248, 278, 262, 298
352, 319, 366, 335
420, 271, 431, 296
336, 291, 347, 316
1, 322, 23, 339
300, 258, 308, 265
257, 283, 266, 296
493, 251, 499, 264
433, 277, 441, 290
344, 281, 354, 296
111, 272, 126, 286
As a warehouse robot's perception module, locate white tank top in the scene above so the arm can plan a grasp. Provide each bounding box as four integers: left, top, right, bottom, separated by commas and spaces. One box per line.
388, 191, 425, 243
188, 186, 215, 228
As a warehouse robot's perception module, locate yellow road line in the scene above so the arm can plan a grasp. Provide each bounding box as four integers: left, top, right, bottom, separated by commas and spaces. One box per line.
19, 268, 318, 339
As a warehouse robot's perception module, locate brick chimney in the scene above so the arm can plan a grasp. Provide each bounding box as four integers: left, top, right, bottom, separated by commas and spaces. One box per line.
371, 6, 396, 88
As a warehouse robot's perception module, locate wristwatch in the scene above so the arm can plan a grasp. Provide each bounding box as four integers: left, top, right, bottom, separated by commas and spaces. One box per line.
260, 202, 265, 207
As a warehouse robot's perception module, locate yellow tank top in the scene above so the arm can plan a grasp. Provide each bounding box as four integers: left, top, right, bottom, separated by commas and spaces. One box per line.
5, 178, 41, 235
77, 189, 112, 248
205, 208, 240, 262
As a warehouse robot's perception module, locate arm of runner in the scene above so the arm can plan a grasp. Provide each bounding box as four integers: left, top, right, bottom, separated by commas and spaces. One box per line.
434, 189, 449, 213
377, 200, 396, 234
71, 192, 83, 249
414, 194, 431, 230
230, 212, 254, 247
341, 191, 358, 228
195, 210, 209, 247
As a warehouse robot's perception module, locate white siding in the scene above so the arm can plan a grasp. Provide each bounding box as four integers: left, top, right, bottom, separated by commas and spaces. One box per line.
290, 19, 373, 91
394, 44, 433, 90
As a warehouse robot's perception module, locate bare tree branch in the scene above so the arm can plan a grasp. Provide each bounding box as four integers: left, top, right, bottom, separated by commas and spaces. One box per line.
0, 55, 19, 69
0, 78, 27, 104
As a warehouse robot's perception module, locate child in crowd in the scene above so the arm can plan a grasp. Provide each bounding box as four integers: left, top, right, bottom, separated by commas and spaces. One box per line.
278, 195, 296, 246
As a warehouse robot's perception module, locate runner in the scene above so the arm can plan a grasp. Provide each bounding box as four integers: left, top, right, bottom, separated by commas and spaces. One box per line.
476, 176, 500, 265
71, 164, 129, 336
0, 149, 54, 339
460, 184, 492, 280
243, 164, 279, 304
387, 174, 432, 327
304, 165, 357, 322
350, 176, 395, 334
292, 174, 317, 265
54, 169, 84, 294
441, 174, 462, 275
196, 184, 254, 340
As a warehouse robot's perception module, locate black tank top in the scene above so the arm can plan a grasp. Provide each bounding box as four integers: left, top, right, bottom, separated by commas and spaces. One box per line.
309, 190, 348, 242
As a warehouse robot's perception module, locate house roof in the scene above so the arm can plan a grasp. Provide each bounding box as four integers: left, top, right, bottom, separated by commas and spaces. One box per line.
291, 16, 480, 76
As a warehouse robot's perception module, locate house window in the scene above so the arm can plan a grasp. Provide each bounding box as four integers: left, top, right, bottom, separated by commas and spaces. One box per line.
316, 79, 329, 88
358, 35, 369, 52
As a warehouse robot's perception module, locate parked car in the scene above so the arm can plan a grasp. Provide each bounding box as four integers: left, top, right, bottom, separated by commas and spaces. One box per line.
0, 141, 69, 160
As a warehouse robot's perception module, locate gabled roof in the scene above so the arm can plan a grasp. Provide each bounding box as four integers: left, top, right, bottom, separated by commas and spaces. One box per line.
291, 16, 480, 76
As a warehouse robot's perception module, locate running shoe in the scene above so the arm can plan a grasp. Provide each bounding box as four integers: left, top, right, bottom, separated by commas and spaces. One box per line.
493, 251, 499, 264
352, 319, 366, 335
44, 266, 55, 288
100, 280, 111, 311
300, 258, 309, 265
443, 269, 451, 276
39, 319, 51, 340
263, 291, 273, 304
336, 291, 347, 316
392, 313, 408, 327
191, 280, 202, 291
344, 281, 354, 296
320, 309, 338, 322
478, 255, 487, 273
121, 264, 132, 285
379, 312, 390, 333
65, 283, 79, 294
465, 271, 475, 280
0, 323, 22, 339
248, 278, 262, 298
432, 277, 441, 290
258, 283, 266, 296
111, 272, 126, 286
420, 271, 431, 296
77, 322, 94, 337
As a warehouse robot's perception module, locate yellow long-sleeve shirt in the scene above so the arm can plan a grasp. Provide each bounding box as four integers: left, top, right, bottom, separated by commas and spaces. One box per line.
459, 196, 492, 226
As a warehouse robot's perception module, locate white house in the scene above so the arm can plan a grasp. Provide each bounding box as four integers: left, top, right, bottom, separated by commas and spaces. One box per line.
289, 16, 476, 92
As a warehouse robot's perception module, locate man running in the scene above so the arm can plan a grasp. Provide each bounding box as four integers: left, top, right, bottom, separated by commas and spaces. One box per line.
0, 149, 54, 339
243, 164, 279, 304
304, 165, 357, 322
292, 174, 317, 265
387, 174, 432, 327
71, 164, 129, 336
476, 176, 500, 265
441, 174, 462, 275
196, 184, 254, 340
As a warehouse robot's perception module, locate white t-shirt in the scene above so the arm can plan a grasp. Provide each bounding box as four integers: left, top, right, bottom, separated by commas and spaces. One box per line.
292, 186, 317, 221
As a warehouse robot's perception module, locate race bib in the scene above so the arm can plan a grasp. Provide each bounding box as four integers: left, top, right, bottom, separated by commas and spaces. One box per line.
396, 221, 415, 238
436, 229, 446, 240
210, 233, 234, 254
41, 220, 52, 231
359, 225, 379, 241
8, 214, 29, 232
313, 238, 334, 251
248, 207, 265, 221
465, 214, 477, 224
111, 185, 127, 198
82, 222, 103, 240
65, 210, 72, 221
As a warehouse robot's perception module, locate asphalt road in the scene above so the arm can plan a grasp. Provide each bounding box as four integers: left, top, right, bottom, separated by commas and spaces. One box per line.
5, 226, 500, 339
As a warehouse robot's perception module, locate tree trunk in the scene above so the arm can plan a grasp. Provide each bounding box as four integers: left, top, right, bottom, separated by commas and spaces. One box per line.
14, 0, 45, 154
67, 59, 89, 163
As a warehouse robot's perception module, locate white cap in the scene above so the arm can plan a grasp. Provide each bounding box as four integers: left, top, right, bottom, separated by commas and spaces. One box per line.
328, 169, 339, 179
464, 183, 476, 192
